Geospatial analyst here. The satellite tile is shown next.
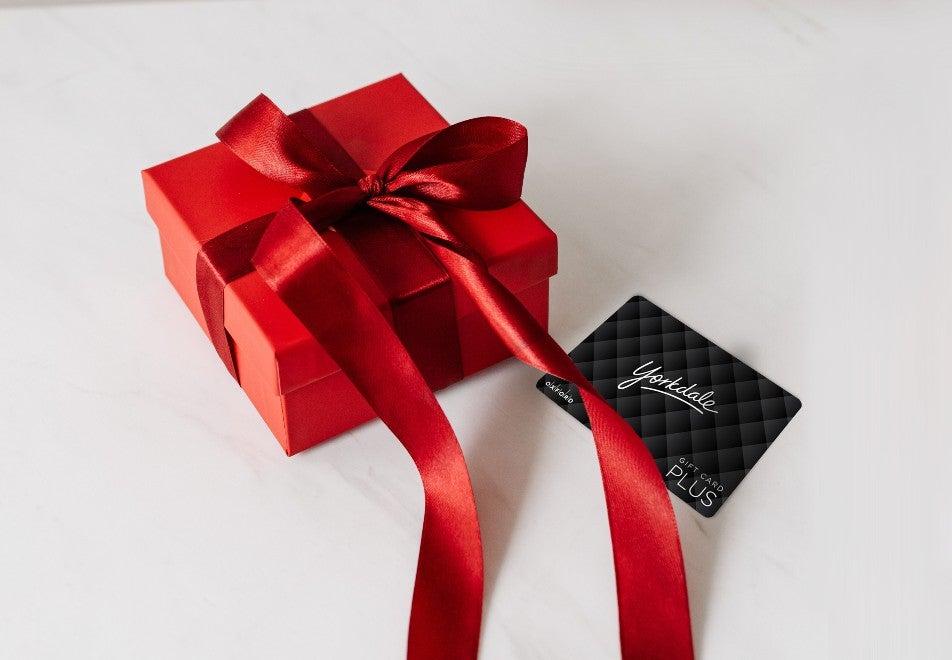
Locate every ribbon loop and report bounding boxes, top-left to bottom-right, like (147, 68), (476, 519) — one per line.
(379, 117), (528, 209)
(216, 94), (355, 195)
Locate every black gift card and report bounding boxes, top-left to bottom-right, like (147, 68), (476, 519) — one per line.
(537, 295), (801, 516)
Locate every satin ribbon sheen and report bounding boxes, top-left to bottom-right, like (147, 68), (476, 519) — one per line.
(206, 94), (694, 659)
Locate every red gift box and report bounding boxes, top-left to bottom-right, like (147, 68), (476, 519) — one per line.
(143, 74), (558, 455)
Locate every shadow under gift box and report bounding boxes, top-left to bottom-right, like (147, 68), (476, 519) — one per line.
(142, 74), (558, 456)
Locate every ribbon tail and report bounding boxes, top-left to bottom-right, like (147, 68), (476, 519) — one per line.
(251, 204), (484, 660)
(423, 240), (695, 660)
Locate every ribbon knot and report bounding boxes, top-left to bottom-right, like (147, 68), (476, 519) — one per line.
(358, 173), (385, 199)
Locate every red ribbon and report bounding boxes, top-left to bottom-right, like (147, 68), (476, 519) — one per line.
(203, 94), (694, 659)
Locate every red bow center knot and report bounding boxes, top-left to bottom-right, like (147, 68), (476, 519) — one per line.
(357, 173), (386, 199)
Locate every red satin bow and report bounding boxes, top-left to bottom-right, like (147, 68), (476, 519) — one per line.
(209, 94), (694, 659)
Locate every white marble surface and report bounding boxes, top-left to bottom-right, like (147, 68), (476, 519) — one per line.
(1, 1), (949, 658)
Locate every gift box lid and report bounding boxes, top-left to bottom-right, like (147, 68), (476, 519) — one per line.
(143, 74), (557, 396)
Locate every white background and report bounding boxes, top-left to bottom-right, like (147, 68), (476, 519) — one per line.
(1, 1), (950, 658)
